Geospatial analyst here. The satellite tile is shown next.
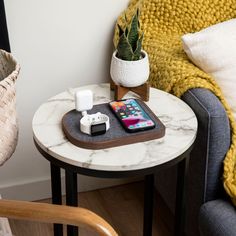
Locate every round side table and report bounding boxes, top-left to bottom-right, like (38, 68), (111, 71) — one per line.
(33, 83), (197, 236)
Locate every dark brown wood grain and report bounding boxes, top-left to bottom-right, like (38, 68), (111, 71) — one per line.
(110, 79), (150, 102)
(62, 101), (165, 150)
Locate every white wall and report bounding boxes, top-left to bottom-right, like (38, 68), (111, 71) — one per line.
(0, 0), (132, 201)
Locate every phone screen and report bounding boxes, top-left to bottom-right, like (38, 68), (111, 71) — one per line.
(109, 99), (155, 132)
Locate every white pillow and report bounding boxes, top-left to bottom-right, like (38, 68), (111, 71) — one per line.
(182, 19), (236, 119)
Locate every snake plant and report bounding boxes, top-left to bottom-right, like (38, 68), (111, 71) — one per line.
(116, 9), (144, 61)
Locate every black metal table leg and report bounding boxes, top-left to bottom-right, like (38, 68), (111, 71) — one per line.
(174, 155), (190, 236)
(66, 170), (78, 236)
(50, 163), (63, 236)
(143, 174), (154, 236)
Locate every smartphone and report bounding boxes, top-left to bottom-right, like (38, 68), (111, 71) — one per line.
(109, 98), (156, 132)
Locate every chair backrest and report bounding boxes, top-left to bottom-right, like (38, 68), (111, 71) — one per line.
(0, 199), (118, 236)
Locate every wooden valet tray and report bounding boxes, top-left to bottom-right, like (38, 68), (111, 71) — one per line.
(62, 100), (165, 150)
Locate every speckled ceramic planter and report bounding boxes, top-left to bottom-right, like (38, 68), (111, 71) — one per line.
(110, 50), (149, 87)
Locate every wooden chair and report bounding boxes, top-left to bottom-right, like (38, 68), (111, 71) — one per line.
(0, 199), (117, 236)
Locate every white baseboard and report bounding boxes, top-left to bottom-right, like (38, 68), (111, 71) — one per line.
(0, 175), (141, 201)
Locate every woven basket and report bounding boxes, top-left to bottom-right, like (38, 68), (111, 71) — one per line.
(0, 50), (20, 166)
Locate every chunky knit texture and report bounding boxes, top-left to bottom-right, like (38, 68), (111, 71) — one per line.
(115, 0), (236, 206)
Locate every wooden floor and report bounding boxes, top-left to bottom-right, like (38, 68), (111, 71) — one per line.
(9, 181), (173, 236)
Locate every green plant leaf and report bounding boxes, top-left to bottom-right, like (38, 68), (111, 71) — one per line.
(133, 33), (144, 60)
(125, 27), (129, 37)
(124, 14), (128, 23)
(128, 10), (139, 52)
(137, 8), (140, 18)
(117, 34), (134, 61)
(117, 24), (124, 37)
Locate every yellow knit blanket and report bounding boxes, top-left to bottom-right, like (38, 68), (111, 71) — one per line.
(115, 0), (236, 206)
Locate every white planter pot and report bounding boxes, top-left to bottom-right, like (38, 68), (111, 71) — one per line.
(110, 50), (150, 87)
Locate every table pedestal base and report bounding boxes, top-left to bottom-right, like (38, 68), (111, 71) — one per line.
(49, 156), (189, 236)
(174, 156), (189, 236)
(66, 170), (78, 236)
(50, 164), (63, 236)
(143, 174), (154, 236)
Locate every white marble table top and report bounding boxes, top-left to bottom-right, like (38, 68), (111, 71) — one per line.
(32, 83), (197, 171)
